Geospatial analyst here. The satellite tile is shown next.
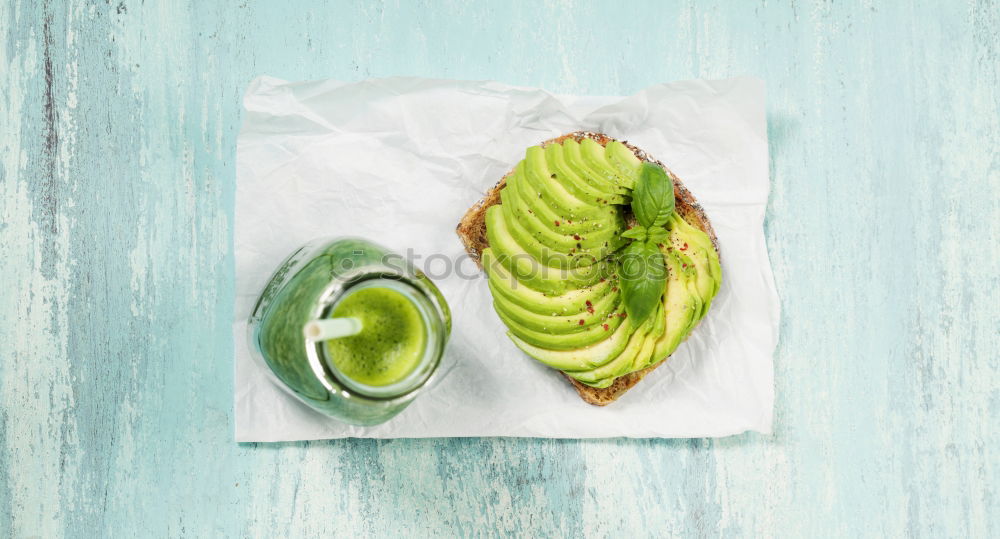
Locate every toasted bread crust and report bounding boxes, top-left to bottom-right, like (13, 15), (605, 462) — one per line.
(456, 132), (719, 405)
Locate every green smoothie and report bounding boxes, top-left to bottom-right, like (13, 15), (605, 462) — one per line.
(250, 237), (450, 426)
(324, 285), (428, 387)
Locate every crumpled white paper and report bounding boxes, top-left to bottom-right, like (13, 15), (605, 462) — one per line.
(234, 76), (778, 441)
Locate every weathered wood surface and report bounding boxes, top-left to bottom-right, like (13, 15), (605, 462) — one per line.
(1, 1), (996, 536)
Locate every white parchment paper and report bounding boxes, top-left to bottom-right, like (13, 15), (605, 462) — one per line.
(234, 76), (778, 441)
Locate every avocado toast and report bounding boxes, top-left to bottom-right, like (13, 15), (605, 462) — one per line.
(457, 132), (721, 406)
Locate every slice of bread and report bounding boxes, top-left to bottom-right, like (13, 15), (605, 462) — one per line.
(456, 132), (719, 406)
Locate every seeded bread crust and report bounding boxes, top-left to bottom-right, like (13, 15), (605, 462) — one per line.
(456, 132), (719, 406)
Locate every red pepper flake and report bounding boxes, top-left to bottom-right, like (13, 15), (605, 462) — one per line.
(682, 263), (687, 268)
(600, 278), (606, 283)
(585, 300), (593, 307)
(681, 242), (688, 251)
(612, 286), (619, 292)
(658, 243), (664, 248)
(573, 234), (581, 240)
(587, 306), (595, 314)
(621, 312), (628, 319)
(578, 319), (585, 325)
(602, 323), (609, 331)
(626, 224), (633, 230)
(554, 220), (560, 226)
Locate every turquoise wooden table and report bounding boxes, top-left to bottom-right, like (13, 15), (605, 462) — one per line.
(2, 1), (997, 537)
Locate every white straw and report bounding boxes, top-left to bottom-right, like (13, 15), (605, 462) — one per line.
(303, 317), (363, 341)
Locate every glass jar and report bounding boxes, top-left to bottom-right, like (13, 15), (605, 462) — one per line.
(247, 237), (452, 426)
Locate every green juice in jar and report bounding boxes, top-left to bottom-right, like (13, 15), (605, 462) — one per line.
(324, 282), (428, 388)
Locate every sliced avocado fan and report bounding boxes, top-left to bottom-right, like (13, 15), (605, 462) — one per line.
(484, 139), (722, 387)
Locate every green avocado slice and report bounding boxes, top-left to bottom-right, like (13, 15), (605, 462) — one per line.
(507, 318), (635, 371)
(626, 329), (661, 383)
(561, 139), (630, 194)
(604, 140), (643, 189)
(676, 248), (713, 321)
(669, 213), (722, 296)
(631, 298), (667, 370)
(544, 143), (627, 205)
(499, 198), (602, 268)
(649, 248), (700, 366)
(499, 183), (623, 265)
(501, 171), (590, 234)
(676, 251), (705, 325)
(482, 248), (617, 315)
(521, 147), (613, 222)
(485, 207), (611, 294)
(567, 328), (648, 387)
(495, 303), (626, 351)
(668, 214), (720, 321)
(566, 303), (662, 387)
(580, 138), (638, 190)
(489, 279), (622, 333)
(506, 165), (624, 236)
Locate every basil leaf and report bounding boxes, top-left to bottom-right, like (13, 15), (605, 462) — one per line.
(632, 163), (675, 228)
(647, 226), (670, 245)
(621, 226), (648, 241)
(619, 240), (667, 325)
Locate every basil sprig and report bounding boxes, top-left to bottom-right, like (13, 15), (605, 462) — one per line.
(621, 225), (669, 244)
(619, 241), (667, 324)
(633, 163), (675, 227)
(619, 163), (675, 325)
